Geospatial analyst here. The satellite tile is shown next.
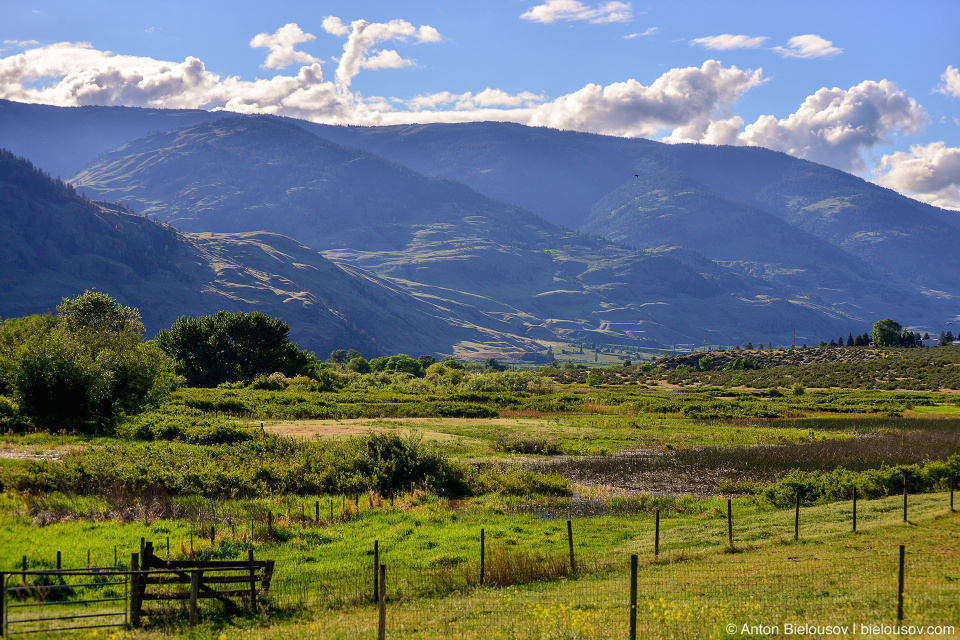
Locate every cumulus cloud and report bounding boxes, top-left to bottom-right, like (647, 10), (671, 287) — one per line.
(323, 16), (442, 91)
(662, 115), (744, 146)
(875, 142), (960, 210)
(773, 34), (842, 59)
(250, 23), (320, 70)
(738, 79), (926, 172)
(525, 60), (762, 137)
(690, 34), (767, 50)
(321, 16), (350, 37)
(520, 0), (633, 24)
(936, 65), (960, 99)
(0, 41), (373, 124)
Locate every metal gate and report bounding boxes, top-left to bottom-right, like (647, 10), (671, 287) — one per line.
(3, 567), (128, 636)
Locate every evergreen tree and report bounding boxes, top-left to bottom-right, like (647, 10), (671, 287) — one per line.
(846, 333), (855, 347)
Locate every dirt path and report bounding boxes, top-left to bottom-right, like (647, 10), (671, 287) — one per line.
(259, 416), (554, 441)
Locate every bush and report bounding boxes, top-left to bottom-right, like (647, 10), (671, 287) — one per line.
(248, 372), (290, 391)
(2, 292), (176, 432)
(115, 406), (253, 445)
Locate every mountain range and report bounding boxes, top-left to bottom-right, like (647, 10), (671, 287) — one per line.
(1, 99), (956, 357)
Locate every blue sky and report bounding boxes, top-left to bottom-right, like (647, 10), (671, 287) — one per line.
(2, 0), (959, 208)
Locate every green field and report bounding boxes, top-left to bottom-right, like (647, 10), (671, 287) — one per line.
(2, 367), (960, 638)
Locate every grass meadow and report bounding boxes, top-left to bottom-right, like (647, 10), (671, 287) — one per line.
(1, 374), (959, 638)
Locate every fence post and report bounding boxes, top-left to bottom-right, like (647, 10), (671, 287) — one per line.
(654, 510), (660, 557)
(950, 473), (954, 511)
(630, 554), (638, 640)
(56, 551), (61, 570)
(567, 520), (576, 574)
(130, 553), (141, 628)
(480, 529), (485, 586)
(373, 541), (380, 602)
(330, 498), (334, 522)
(897, 545), (905, 622)
(189, 569), (201, 628)
(853, 487), (857, 533)
(211, 525), (215, 548)
(316, 501), (320, 524)
(795, 490), (801, 541)
(166, 537), (170, 559)
(378, 565), (387, 640)
(248, 550), (257, 611)
(20, 557), (25, 586)
(268, 511), (273, 538)
(1, 570), (5, 637)
(727, 499), (733, 547)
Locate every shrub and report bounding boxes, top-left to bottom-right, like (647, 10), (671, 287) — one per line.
(248, 372), (290, 391)
(3, 293), (175, 432)
(115, 407), (252, 445)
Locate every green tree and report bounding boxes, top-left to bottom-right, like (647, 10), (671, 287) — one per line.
(155, 311), (312, 387)
(484, 357), (507, 372)
(347, 356), (372, 373)
(698, 356), (713, 371)
(4, 291), (174, 431)
(329, 349), (348, 364)
(871, 319), (902, 347)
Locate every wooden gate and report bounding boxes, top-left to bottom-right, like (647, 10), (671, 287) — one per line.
(131, 541), (274, 627)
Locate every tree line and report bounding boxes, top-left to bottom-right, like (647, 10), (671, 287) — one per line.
(0, 292), (464, 434)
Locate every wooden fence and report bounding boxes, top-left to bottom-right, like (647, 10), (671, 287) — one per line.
(130, 540), (273, 627)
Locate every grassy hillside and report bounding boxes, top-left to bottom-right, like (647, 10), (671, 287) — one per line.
(0, 149), (526, 357)
(69, 118), (852, 350)
(310, 120), (960, 301)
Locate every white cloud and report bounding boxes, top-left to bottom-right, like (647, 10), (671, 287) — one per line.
(738, 79), (926, 172)
(0, 41), (371, 124)
(525, 60), (762, 137)
(875, 142), (960, 210)
(249, 23), (320, 70)
(663, 115), (744, 146)
(936, 65), (960, 99)
(323, 17), (443, 91)
(520, 0), (633, 24)
(407, 88), (546, 111)
(773, 34), (842, 59)
(690, 34), (767, 50)
(0, 41), (765, 140)
(624, 27), (657, 39)
(321, 17), (350, 37)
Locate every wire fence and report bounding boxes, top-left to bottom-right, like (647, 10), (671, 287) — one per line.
(6, 494), (960, 638)
(253, 542), (959, 639)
